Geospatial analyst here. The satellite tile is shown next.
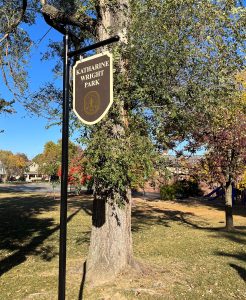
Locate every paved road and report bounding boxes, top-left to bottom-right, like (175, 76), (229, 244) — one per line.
(0, 182), (61, 193)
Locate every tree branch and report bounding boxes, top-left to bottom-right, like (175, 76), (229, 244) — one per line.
(40, 2), (97, 43)
(0, 0), (27, 43)
(0, 33), (9, 44)
(10, 0), (27, 32)
(41, 12), (80, 44)
(95, 0), (102, 23)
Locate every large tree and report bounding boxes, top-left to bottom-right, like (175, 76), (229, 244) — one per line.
(0, 150), (28, 180)
(0, 0), (245, 284)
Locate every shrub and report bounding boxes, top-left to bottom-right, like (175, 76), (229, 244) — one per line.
(160, 185), (176, 200)
(160, 180), (202, 200)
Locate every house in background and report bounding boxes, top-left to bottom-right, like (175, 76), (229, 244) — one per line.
(24, 162), (48, 182)
(143, 154), (203, 193)
(0, 160), (49, 183)
(165, 154), (202, 181)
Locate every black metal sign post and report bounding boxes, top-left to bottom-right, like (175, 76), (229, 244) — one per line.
(58, 34), (120, 300)
(59, 32), (70, 300)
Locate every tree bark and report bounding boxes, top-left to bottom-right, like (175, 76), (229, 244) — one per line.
(225, 180), (234, 231)
(86, 188), (133, 283)
(85, 0), (133, 284)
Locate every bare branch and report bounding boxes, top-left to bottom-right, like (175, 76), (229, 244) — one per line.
(0, 33), (9, 44)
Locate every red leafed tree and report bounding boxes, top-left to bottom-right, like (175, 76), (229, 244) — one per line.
(68, 165), (92, 194)
(58, 150), (92, 194)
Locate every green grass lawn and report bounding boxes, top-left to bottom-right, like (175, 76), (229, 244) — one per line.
(0, 190), (245, 299)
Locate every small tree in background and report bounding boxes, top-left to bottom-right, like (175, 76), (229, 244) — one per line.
(188, 105), (246, 231)
(187, 69), (246, 230)
(206, 115), (245, 230)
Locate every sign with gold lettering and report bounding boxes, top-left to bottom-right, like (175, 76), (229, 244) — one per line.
(73, 52), (113, 125)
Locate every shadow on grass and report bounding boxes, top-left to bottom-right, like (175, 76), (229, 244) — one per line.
(179, 212), (246, 246)
(229, 264), (246, 282)
(132, 202), (246, 243)
(76, 231), (91, 245)
(215, 251), (246, 282)
(132, 200), (213, 233)
(174, 197), (246, 218)
(134, 192), (246, 218)
(132, 200), (246, 282)
(68, 194), (93, 217)
(132, 205), (194, 232)
(78, 261), (87, 300)
(0, 194), (91, 277)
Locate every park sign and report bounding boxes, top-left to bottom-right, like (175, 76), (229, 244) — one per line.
(73, 51), (113, 125)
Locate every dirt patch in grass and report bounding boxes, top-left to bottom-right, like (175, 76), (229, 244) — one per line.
(83, 262), (187, 300)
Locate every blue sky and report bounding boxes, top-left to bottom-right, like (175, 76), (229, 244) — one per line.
(0, 17), (65, 159)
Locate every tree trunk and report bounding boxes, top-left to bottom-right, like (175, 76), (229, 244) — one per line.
(86, 188), (133, 283)
(85, 0), (133, 284)
(225, 180), (234, 231)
